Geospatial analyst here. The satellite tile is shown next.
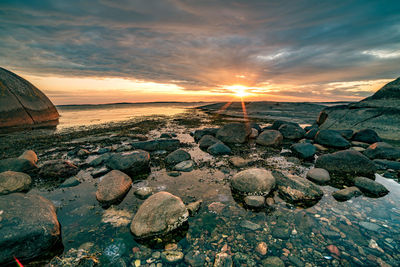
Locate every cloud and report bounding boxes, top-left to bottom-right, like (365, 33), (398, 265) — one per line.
(0, 0), (400, 102)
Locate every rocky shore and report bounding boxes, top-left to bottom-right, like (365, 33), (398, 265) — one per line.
(0, 109), (399, 266)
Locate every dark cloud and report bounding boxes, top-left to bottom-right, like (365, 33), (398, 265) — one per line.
(1, 0), (400, 100)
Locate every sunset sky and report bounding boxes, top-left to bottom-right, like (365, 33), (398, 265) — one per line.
(1, 0), (400, 105)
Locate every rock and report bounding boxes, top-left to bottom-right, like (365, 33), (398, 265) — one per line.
(193, 128), (219, 142)
(231, 168), (275, 196)
(198, 135), (222, 149)
(130, 192), (189, 238)
(0, 67), (59, 129)
(315, 150), (376, 179)
(262, 256), (285, 267)
(359, 221), (382, 232)
(0, 193), (61, 265)
(229, 156), (250, 168)
(332, 187), (362, 201)
(89, 153), (111, 167)
(167, 171), (181, 177)
(18, 150), (38, 166)
(0, 157), (36, 173)
(105, 151), (150, 177)
(216, 123), (251, 144)
(208, 202), (226, 214)
(272, 227), (290, 239)
(338, 129), (354, 140)
(271, 120), (298, 130)
(249, 128), (259, 139)
(96, 170), (132, 204)
(318, 77), (400, 141)
(214, 252), (233, 267)
(352, 146), (365, 152)
(160, 133), (173, 138)
(373, 159), (400, 170)
(352, 129), (381, 144)
(233, 252), (257, 266)
(165, 149), (191, 165)
(134, 187), (153, 200)
(327, 245), (340, 257)
(256, 242), (268, 256)
(354, 176), (389, 197)
(291, 143), (316, 160)
(131, 139), (180, 152)
(91, 166), (109, 178)
(186, 200), (202, 216)
(306, 168), (330, 185)
(304, 127), (319, 139)
(39, 160), (79, 179)
(77, 149), (90, 157)
(313, 143), (328, 151)
(59, 176), (80, 188)
(274, 172), (323, 205)
(161, 250), (184, 263)
(244, 195), (265, 208)
(184, 250), (205, 267)
(207, 143), (231, 156)
(278, 123), (305, 140)
(174, 160), (194, 172)
(351, 141), (370, 148)
(314, 130), (351, 149)
(240, 220), (261, 231)
(363, 142), (400, 160)
(0, 171), (31, 195)
(256, 130), (283, 146)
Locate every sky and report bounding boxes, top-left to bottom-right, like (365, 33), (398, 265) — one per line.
(1, 0), (400, 105)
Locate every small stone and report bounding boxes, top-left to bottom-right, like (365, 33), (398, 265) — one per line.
(77, 149), (90, 157)
(359, 221), (382, 232)
(208, 202), (226, 214)
(186, 200), (202, 216)
(332, 187), (361, 201)
(240, 220), (261, 231)
(59, 176), (80, 188)
(266, 197), (275, 206)
(214, 252), (233, 267)
(327, 244), (340, 256)
(354, 176), (389, 197)
(165, 149), (191, 165)
(262, 256), (285, 267)
(244, 195), (265, 208)
(229, 156), (250, 168)
(161, 250), (183, 263)
(174, 160), (194, 172)
(165, 243), (178, 251)
(134, 187), (153, 200)
(306, 168), (330, 185)
(249, 128), (259, 139)
(256, 242), (268, 256)
(184, 250), (205, 267)
(0, 171), (31, 195)
(207, 143), (231, 156)
(96, 170), (132, 204)
(256, 130), (283, 146)
(167, 171), (181, 177)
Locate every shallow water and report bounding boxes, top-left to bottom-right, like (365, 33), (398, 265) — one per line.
(23, 118), (400, 267)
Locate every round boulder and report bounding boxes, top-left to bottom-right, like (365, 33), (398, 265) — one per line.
(231, 168), (275, 196)
(315, 130), (351, 149)
(207, 143), (231, 156)
(306, 168), (330, 185)
(165, 149), (191, 165)
(278, 123), (305, 140)
(256, 130), (283, 146)
(0, 171), (31, 195)
(198, 135), (222, 150)
(216, 123), (251, 144)
(105, 150), (150, 177)
(363, 142), (400, 160)
(130, 192), (189, 238)
(96, 170), (132, 204)
(291, 143), (316, 160)
(352, 129), (382, 144)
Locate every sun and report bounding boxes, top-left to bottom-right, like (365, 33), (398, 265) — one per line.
(226, 85), (251, 98)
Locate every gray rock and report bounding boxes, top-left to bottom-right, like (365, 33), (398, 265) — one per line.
(244, 195), (265, 208)
(96, 170), (132, 204)
(186, 200), (202, 216)
(0, 157), (36, 173)
(363, 142), (400, 160)
(131, 139), (180, 151)
(198, 135), (222, 149)
(207, 143), (232, 156)
(304, 127), (319, 139)
(262, 256), (285, 267)
(314, 129), (351, 149)
(240, 220), (262, 231)
(338, 129), (354, 140)
(352, 129), (381, 144)
(39, 160), (79, 179)
(216, 123), (251, 144)
(0, 67), (59, 129)
(373, 159), (400, 170)
(271, 120), (299, 130)
(59, 176), (80, 188)
(249, 128), (259, 139)
(174, 160), (194, 172)
(359, 221), (382, 232)
(278, 123), (305, 140)
(332, 187), (362, 201)
(214, 252), (233, 267)
(274, 171), (323, 205)
(0, 171), (31, 195)
(105, 151), (150, 177)
(231, 168), (275, 196)
(130, 192), (189, 238)
(165, 149), (191, 165)
(0, 193), (61, 265)
(184, 250), (206, 267)
(256, 130), (283, 146)
(161, 250), (184, 263)
(318, 77), (400, 141)
(134, 187), (153, 200)
(354, 176), (389, 197)
(229, 156), (250, 168)
(291, 143), (316, 159)
(89, 153), (111, 167)
(193, 128), (219, 142)
(306, 168), (330, 185)
(315, 150), (376, 179)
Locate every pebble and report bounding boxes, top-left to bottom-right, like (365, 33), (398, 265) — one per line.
(240, 220), (262, 231)
(256, 242), (268, 255)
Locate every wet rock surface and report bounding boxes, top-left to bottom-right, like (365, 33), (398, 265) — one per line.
(332, 186), (362, 201)
(105, 150), (150, 177)
(231, 168), (275, 196)
(0, 171), (31, 195)
(354, 176), (389, 197)
(96, 170), (133, 204)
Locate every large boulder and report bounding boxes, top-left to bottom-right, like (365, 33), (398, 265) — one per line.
(291, 143), (316, 160)
(363, 142), (400, 160)
(273, 172), (323, 205)
(352, 129), (381, 144)
(96, 170), (132, 204)
(278, 123), (305, 140)
(165, 149), (191, 165)
(314, 130), (351, 149)
(0, 193), (61, 265)
(0, 171), (31, 195)
(0, 157), (36, 173)
(0, 67), (59, 129)
(131, 139), (180, 152)
(354, 176), (389, 197)
(231, 168), (275, 196)
(216, 123), (251, 144)
(130, 192), (189, 238)
(256, 130), (283, 146)
(315, 150), (376, 179)
(105, 150), (150, 177)
(318, 77), (400, 140)
(207, 143), (231, 156)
